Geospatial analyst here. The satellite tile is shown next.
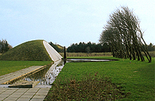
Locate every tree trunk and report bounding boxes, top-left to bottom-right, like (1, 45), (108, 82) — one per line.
(139, 30), (151, 63)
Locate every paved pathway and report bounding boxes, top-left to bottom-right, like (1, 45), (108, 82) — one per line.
(0, 87), (50, 101)
(0, 66), (52, 101)
(0, 66), (45, 84)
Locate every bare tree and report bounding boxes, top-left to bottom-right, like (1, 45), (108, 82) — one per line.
(100, 6), (151, 62)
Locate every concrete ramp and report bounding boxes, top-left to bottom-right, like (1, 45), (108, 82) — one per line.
(43, 41), (62, 62)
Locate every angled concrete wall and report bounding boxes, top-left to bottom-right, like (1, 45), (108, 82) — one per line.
(43, 41), (62, 62)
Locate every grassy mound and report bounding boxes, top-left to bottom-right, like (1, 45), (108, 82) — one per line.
(0, 40), (52, 61)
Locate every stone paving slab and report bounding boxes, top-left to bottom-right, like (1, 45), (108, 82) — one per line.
(0, 66), (44, 84)
(0, 87), (50, 101)
(0, 65), (51, 101)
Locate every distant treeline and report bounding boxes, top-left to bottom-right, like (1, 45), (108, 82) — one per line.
(0, 39), (12, 53)
(147, 43), (155, 51)
(1, 39), (154, 54)
(49, 41), (155, 53)
(67, 42), (111, 53)
(66, 42), (155, 53)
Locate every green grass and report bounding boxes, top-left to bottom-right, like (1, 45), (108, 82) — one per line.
(45, 57), (155, 100)
(0, 40), (52, 61)
(45, 75), (127, 100)
(0, 61), (52, 76)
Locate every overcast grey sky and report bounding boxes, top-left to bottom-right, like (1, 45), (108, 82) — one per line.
(0, 0), (155, 47)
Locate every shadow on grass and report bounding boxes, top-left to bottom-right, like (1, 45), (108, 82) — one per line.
(44, 73), (130, 101)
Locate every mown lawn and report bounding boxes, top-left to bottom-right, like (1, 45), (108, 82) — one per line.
(0, 61), (52, 76)
(45, 57), (155, 101)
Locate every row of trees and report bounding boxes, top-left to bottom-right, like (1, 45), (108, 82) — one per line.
(99, 6), (151, 62)
(66, 41), (154, 53)
(67, 42), (110, 53)
(0, 39), (12, 53)
(147, 43), (155, 51)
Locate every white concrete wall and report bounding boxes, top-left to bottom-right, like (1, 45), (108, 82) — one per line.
(43, 41), (62, 62)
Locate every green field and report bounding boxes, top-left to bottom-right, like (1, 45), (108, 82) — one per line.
(45, 57), (155, 101)
(0, 61), (52, 76)
(0, 50), (154, 100)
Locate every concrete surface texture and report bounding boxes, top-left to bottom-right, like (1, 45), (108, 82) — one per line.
(8, 80), (40, 88)
(43, 41), (62, 62)
(0, 66), (43, 85)
(0, 66), (52, 101)
(0, 87), (50, 101)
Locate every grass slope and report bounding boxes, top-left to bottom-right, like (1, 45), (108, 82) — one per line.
(45, 57), (155, 100)
(0, 40), (52, 61)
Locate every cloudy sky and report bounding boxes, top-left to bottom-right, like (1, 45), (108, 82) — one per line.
(0, 0), (155, 47)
